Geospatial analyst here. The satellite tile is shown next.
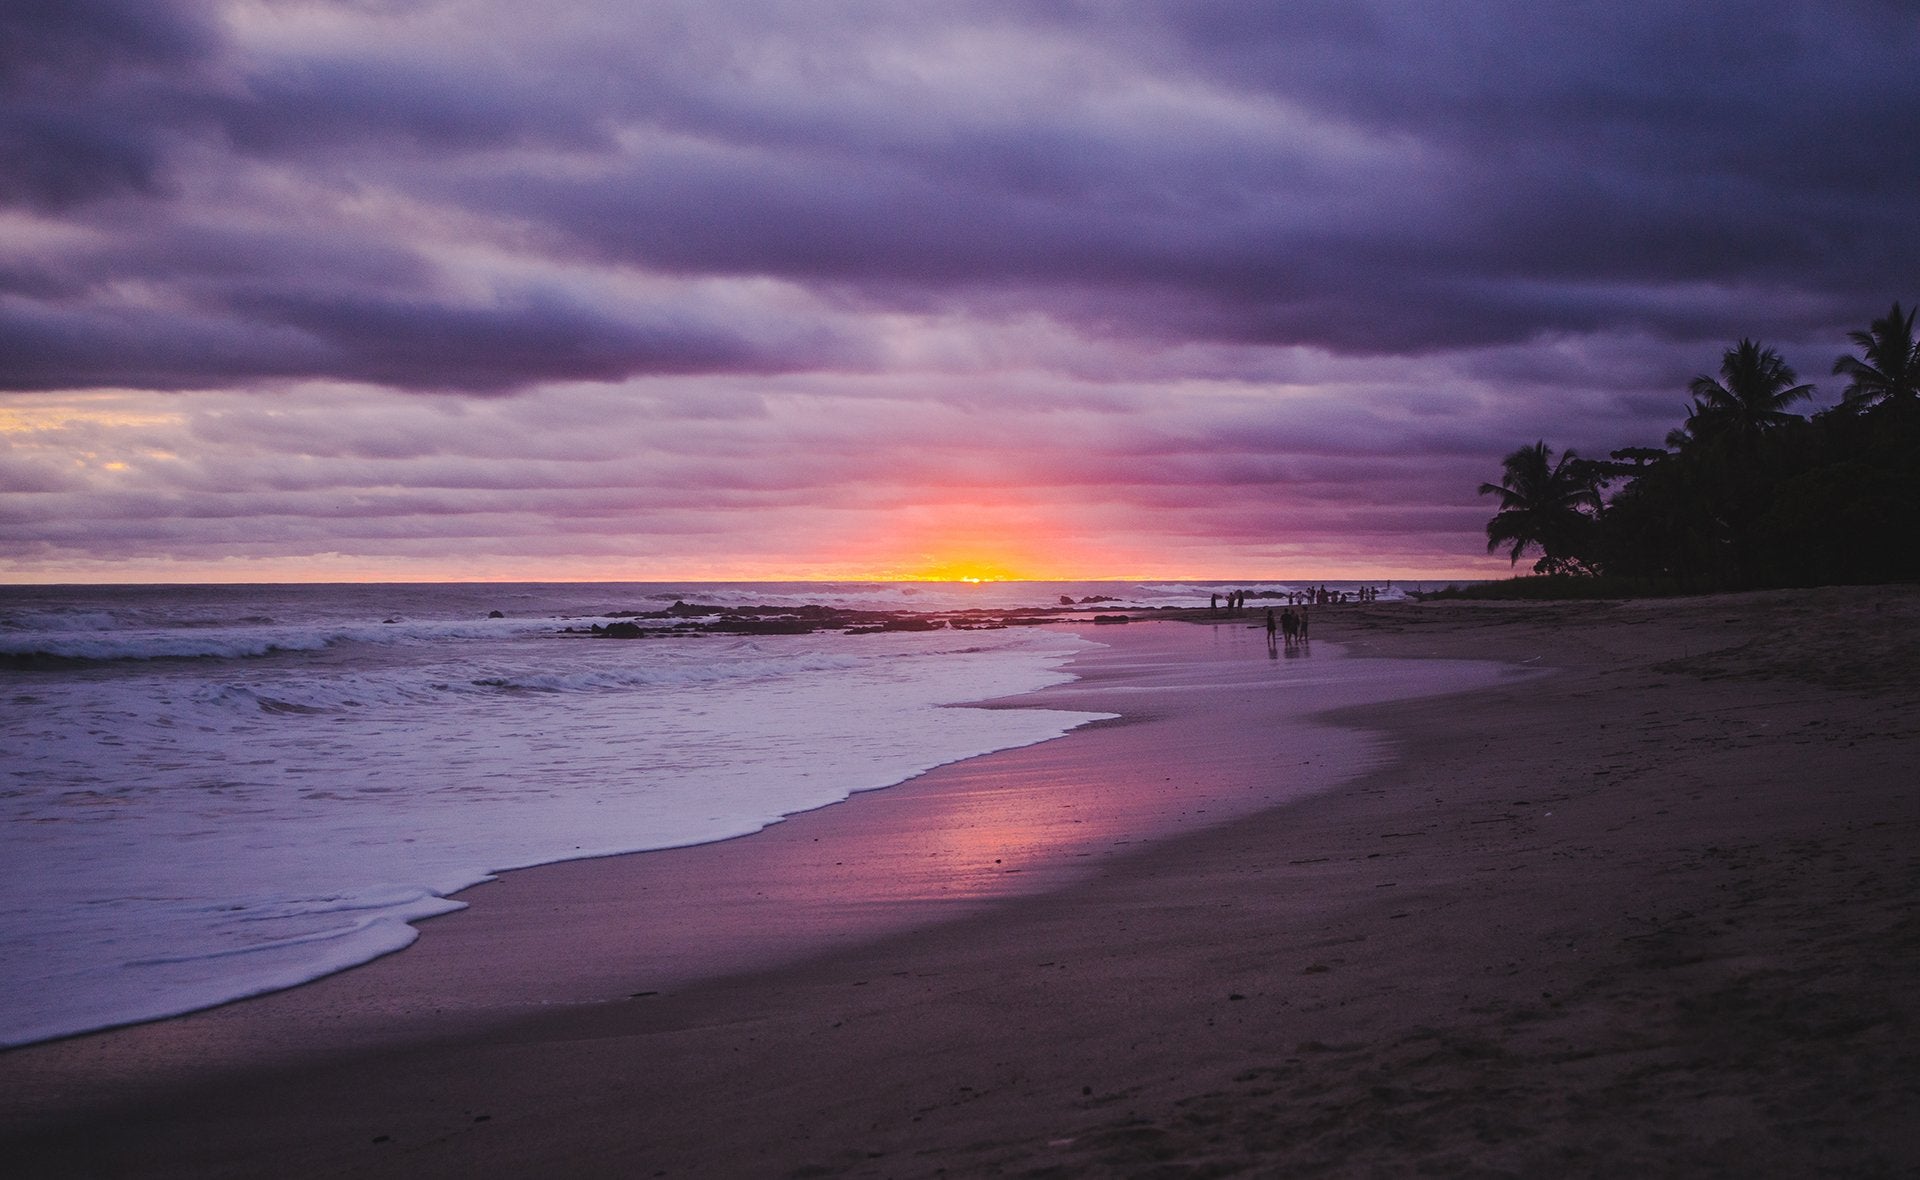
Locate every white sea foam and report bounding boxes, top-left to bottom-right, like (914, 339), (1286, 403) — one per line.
(0, 615), (553, 664)
(0, 584), (1132, 1046)
(0, 578), (1441, 1046)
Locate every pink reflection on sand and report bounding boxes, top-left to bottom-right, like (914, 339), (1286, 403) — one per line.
(427, 622), (1516, 1000)
(144, 620), (1517, 1045)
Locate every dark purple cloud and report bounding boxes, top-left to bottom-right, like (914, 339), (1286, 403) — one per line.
(455, 0), (1920, 353)
(2, 1), (1916, 577)
(0, 0), (218, 209)
(10, 0), (1916, 379)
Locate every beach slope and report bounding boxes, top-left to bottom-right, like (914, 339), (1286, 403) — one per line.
(4, 586), (1917, 1176)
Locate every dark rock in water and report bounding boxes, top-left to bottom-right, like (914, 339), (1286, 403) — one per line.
(1092, 614), (1131, 624)
(1059, 595), (1075, 605)
(488, 610), (505, 618)
(1078, 595), (1119, 604)
(879, 617), (944, 632)
(561, 602), (1067, 639)
(710, 618), (817, 635)
(846, 617), (946, 634)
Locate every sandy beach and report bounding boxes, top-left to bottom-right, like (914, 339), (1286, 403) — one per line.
(4, 586), (1918, 1177)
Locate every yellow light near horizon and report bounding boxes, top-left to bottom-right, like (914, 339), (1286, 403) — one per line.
(0, 400), (186, 434)
(890, 557), (1026, 583)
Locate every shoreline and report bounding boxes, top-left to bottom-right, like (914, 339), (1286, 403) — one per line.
(0, 621), (1507, 1068)
(5, 586), (1918, 1176)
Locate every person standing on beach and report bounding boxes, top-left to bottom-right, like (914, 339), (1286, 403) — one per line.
(1298, 605), (1309, 640)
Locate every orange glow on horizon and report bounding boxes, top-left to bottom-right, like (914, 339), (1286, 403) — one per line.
(824, 495), (1102, 583)
(888, 560), (1025, 583)
(0, 561), (1509, 585)
(0, 491), (1512, 586)
(0, 548), (1513, 586)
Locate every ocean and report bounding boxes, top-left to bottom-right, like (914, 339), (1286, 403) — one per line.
(0, 579), (1397, 1048)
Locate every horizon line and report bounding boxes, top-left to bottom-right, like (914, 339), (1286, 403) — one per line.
(0, 573), (1484, 589)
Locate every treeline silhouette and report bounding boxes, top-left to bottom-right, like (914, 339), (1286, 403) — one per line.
(1475, 302), (1918, 596)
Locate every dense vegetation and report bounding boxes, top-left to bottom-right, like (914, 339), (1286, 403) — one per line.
(1474, 302), (1920, 595)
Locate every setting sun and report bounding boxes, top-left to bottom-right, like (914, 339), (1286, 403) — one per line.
(892, 557), (1025, 583)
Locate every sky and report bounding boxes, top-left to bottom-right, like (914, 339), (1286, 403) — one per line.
(3, 0), (1917, 583)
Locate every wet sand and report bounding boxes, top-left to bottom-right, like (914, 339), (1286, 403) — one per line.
(4, 586), (1918, 1176)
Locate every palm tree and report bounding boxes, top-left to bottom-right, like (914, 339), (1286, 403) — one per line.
(1683, 339), (1814, 444)
(1832, 301), (1918, 409)
(1479, 441), (1602, 574)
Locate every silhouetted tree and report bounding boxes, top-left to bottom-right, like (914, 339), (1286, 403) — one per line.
(1479, 441), (1601, 574)
(1682, 339), (1814, 445)
(1478, 308), (1920, 592)
(1595, 454), (1719, 587)
(1571, 446), (1668, 483)
(1833, 301), (1918, 410)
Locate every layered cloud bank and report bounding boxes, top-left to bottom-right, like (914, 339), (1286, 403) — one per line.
(4, 1), (1916, 580)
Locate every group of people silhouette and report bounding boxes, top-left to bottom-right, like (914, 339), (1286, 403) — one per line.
(1281, 585), (1382, 606)
(1207, 584), (1392, 656)
(1211, 584), (1386, 617)
(1264, 605), (1309, 651)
